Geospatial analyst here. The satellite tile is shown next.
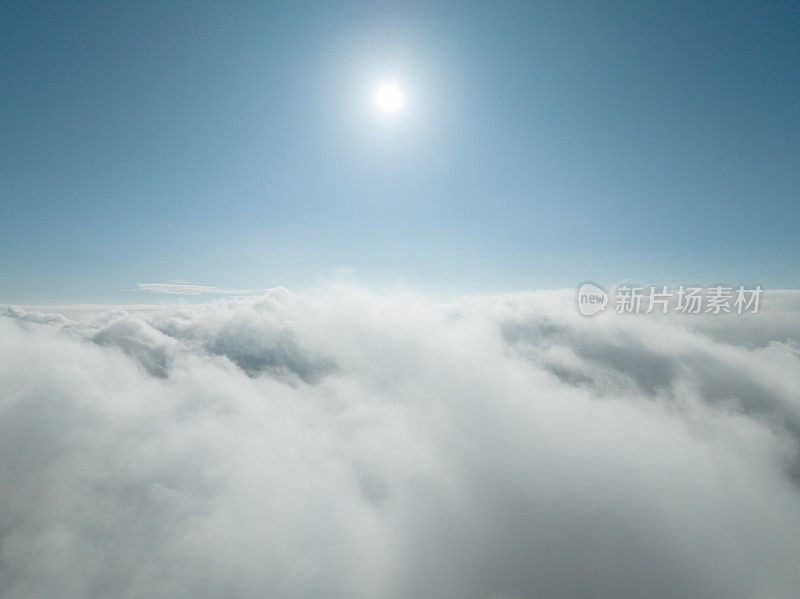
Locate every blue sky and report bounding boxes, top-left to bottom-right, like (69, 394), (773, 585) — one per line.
(2, 1), (798, 303)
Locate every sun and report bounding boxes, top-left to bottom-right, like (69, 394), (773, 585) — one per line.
(374, 81), (405, 114)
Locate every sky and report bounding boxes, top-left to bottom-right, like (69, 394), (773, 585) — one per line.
(2, 1), (798, 304)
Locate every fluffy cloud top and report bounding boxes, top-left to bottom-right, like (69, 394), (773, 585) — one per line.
(1, 285), (799, 598)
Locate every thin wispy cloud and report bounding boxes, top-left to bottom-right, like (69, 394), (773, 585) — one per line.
(135, 281), (263, 296)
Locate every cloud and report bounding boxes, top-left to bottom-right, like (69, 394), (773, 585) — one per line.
(135, 281), (262, 295)
(1, 284), (799, 598)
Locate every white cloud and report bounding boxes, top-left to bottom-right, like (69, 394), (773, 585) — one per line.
(1, 284), (799, 598)
(135, 281), (262, 295)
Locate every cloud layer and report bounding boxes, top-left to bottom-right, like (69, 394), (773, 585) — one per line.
(2, 285), (800, 598)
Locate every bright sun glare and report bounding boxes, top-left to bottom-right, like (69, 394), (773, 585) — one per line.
(374, 81), (404, 114)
